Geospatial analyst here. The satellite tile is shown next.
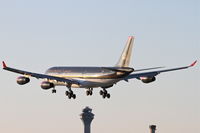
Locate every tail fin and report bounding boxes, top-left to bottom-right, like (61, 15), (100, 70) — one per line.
(116, 36), (134, 67)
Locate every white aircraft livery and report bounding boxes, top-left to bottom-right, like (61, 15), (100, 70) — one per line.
(2, 36), (197, 99)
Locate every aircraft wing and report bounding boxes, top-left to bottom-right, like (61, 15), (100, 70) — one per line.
(125, 60), (197, 80)
(2, 61), (80, 85)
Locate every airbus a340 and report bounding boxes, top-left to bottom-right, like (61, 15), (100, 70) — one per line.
(2, 36), (197, 99)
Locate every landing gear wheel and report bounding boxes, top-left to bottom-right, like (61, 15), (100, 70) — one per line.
(65, 91), (69, 96)
(68, 94), (72, 99)
(86, 91), (90, 96)
(100, 89), (111, 99)
(102, 94), (106, 99)
(72, 94), (76, 99)
(52, 89), (56, 93)
(106, 93), (110, 98)
(66, 84), (76, 99)
(100, 90), (103, 95)
(86, 88), (93, 96)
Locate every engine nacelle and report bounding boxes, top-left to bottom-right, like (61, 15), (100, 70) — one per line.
(41, 81), (54, 90)
(140, 76), (156, 83)
(17, 76), (30, 85)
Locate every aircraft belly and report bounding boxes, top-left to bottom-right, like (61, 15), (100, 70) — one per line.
(76, 78), (120, 88)
(48, 78), (120, 88)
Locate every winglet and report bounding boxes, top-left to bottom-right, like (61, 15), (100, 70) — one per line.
(2, 61), (7, 68)
(190, 60), (197, 67)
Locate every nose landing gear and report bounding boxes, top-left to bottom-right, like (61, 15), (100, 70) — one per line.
(52, 89), (57, 93)
(86, 88), (93, 96)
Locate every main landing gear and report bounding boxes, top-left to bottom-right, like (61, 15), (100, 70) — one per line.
(65, 84), (76, 99)
(100, 89), (110, 99)
(86, 88), (93, 96)
(65, 90), (76, 99)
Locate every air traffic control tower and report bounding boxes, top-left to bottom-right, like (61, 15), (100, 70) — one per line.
(80, 107), (94, 133)
(149, 125), (156, 133)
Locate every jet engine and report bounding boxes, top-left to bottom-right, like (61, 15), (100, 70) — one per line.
(17, 76), (30, 85)
(140, 76), (156, 83)
(41, 81), (54, 90)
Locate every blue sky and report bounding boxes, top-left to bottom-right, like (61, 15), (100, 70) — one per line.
(0, 0), (199, 133)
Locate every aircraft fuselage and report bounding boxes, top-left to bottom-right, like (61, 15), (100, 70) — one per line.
(45, 67), (128, 88)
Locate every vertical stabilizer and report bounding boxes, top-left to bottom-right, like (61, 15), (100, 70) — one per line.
(116, 36), (134, 67)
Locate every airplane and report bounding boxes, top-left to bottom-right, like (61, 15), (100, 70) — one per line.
(2, 36), (197, 99)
